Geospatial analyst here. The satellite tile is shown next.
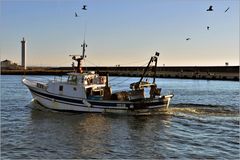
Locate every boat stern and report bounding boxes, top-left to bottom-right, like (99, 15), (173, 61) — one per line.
(162, 94), (174, 109)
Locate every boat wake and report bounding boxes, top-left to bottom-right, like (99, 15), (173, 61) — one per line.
(169, 103), (239, 117)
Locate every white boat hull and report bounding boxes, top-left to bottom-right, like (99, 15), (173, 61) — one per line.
(23, 79), (173, 115)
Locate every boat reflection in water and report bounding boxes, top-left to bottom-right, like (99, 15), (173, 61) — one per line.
(28, 99), (173, 158)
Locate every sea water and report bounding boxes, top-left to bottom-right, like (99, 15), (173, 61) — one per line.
(1, 75), (239, 159)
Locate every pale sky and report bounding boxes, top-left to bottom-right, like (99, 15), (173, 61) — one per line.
(0, 0), (239, 67)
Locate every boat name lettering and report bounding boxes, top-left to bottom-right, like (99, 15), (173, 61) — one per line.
(37, 83), (44, 89)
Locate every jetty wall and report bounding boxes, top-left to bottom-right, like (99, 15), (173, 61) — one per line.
(1, 66), (239, 81)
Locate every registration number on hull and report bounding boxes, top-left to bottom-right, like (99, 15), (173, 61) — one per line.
(116, 104), (126, 107)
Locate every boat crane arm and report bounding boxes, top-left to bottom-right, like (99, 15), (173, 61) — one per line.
(139, 52), (159, 83)
(130, 52), (160, 90)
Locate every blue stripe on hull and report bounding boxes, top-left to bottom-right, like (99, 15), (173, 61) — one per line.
(31, 90), (86, 107)
(29, 88), (167, 110)
(30, 88), (84, 104)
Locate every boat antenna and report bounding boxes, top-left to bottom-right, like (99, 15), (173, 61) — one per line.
(81, 4), (88, 70)
(82, 3), (88, 58)
(69, 4), (88, 73)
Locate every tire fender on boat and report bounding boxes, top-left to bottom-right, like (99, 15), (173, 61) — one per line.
(83, 99), (91, 107)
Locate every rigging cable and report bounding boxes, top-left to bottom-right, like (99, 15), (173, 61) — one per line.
(84, 56), (152, 87)
(109, 61), (150, 87)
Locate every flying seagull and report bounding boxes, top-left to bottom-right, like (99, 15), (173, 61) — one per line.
(207, 26), (210, 30)
(206, 5), (213, 11)
(225, 7), (230, 13)
(82, 5), (87, 10)
(75, 12), (78, 17)
(186, 38), (191, 41)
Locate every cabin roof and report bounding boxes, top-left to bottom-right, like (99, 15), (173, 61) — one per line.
(67, 71), (96, 76)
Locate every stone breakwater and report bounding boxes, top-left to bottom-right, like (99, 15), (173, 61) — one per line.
(1, 66), (239, 81)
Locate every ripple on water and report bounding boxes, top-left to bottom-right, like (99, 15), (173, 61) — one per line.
(1, 76), (240, 159)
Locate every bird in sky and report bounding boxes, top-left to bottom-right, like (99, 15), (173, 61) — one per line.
(225, 7), (230, 13)
(75, 12), (79, 17)
(206, 6), (213, 11)
(207, 26), (210, 30)
(186, 38), (191, 41)
(82, 5), (87, 10)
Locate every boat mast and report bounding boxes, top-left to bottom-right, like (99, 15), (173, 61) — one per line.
(81, 40), (87, 60)
(69, 40), (88, 73)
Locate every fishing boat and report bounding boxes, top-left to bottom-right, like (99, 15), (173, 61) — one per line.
(22, 41), (174, 115)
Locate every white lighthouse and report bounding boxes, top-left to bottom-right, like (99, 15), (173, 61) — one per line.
(21, 37), (26, 70)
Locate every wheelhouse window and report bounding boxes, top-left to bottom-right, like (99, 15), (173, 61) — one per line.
(68, 75), (77, 83)
(59, 85), (63, 91)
